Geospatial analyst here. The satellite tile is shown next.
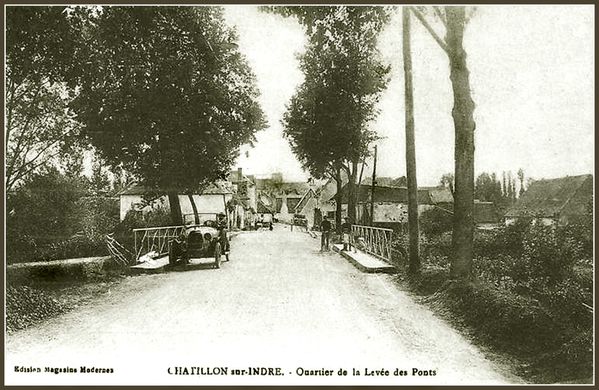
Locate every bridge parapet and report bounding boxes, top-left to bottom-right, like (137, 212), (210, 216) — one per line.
(351, 224), (394, 264)
(133, 225), (186, 262)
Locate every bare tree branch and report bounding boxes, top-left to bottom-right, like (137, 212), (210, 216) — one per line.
(409, 6), (448, 54)
(433, 6), (448, 27)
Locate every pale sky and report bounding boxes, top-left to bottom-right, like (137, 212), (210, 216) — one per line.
(225, 5), (594, 186)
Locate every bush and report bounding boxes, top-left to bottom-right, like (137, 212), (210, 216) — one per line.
(520, 224), (575, 284)
(474, 219), (529, 259)
(392, 231), (452, 264)
(6, 170), (120, 264)
(71, 196), (120, 241)
(113, 206), (173, 252)
(397, 215), (593, 383)
(6, 285), (67, 332)
(38, 235), (110, 261)
(474, 254), (522, 289)
(420, 207), (452, 237)
(538, 327), (594, 382)
(440, 280), (564, 355)
(407, 265), (449, 295)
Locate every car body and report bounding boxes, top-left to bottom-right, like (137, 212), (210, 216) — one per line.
(169, 225), (229, 268)
(293, 214), (308, 227)
(255, 213), (273, 230)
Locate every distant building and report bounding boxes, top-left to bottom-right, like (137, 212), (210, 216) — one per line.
(330, 183), (454, 227)
(228, 167), (257, 229)
(504, 174), (592, 226)
(117, 182), (233, 223)
(253, 172), (319, 224)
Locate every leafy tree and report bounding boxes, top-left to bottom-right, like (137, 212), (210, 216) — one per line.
(475, 172), (502, 202)
(517, 168), (525, 197)
(5, 6), (87, 191)
(72, 7), (266, 224)
(420, 207), (453, 237)
(88, 159), (111, 196)
(274, 6), (391, 225)
(6, 167), (88, 262)
(411, 6), (477, 280)
(439, 173), (455, 194)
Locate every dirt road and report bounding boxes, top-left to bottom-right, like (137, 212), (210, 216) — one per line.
(6, 226), (520, 385)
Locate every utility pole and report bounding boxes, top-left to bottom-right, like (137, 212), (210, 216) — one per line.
(370, 145), (377, 226)
(403, 7), (420, 273)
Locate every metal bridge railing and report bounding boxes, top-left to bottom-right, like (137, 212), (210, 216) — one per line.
(351, 224), (394, 264)
(133, 225), (186, 262)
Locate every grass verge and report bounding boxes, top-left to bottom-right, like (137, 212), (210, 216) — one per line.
(394, 266), (593, 384)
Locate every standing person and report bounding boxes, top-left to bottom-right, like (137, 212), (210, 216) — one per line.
(320, 215), (332, 251)
(341, 217), (353, 251)
(217, 213), (230, 261)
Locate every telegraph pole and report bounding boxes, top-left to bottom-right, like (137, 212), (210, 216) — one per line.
(370, 145), (377, 226)
(403, 7), (420, 273)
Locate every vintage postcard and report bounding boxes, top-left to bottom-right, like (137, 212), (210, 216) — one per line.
(4, 4), (594, 386)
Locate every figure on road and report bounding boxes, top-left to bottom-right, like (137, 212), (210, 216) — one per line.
(217, 213), (230, 261)
(341, 217), (353, 251)
(320, 215), (332, 251)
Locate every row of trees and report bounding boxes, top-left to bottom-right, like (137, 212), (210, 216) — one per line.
(440, 169), (527, 209)
(271, 6), (391, 231)
(7, 6), (266, 226)
(474, 169), (526, 210)
(277, 6), (479, 279)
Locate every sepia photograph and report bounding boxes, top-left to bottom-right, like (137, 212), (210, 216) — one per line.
(4, 3), (595, 386)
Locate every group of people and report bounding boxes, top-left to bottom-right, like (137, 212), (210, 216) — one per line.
(319, 215), (353, 252)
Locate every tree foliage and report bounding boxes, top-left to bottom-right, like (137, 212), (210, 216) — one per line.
(6, 6), (88, 191)
(281, 6), (390, 174)
(72, 7), (266, 221)
(274, 6), (390, 221)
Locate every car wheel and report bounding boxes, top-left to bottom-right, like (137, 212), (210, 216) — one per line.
(214, 242), (221, 269)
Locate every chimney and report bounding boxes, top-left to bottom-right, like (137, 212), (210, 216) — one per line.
(237, 167), (242, 180)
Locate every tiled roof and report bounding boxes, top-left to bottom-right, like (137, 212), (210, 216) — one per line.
(117, 181), (233, 196)
(331, 184), (452, 205)
(505, 174), (592, 218)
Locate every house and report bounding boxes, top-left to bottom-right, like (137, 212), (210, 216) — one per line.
(228, 167), (257, 211)
(318, 176), (348, 222)
(117, 182), (233, 224)
(253, 172), (317, 224)
(274, 182), (312, 223)
(293, 188), (320, 227)
(330, 183), (454, 227)
(228, 168), (258, 229)
(504, 174), (593, 226)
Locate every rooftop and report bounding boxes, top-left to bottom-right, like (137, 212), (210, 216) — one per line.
(505, 174), (592, 218)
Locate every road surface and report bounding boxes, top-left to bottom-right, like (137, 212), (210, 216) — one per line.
(6, 226), (520, 385)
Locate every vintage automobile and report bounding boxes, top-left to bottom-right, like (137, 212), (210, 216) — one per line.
(254, 213), (273, 230)
(169, 225), (230, 269)
(292, 213), (308, 227)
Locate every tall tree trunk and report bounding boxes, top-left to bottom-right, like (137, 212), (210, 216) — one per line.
(168, 192), (183, 226)
(187, 194), (200, 225)
(369, 145), (377, 226)
(402, 8), (420, 274)
(347, 161), (358, 224)
(446, 6), (476, 280)
(335, 167), (343, 233)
